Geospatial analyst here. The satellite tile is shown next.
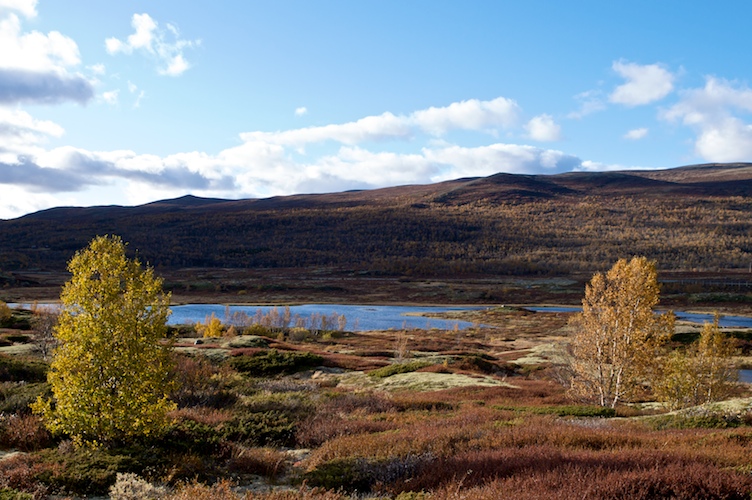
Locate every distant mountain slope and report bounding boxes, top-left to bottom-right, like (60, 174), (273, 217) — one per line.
(2, 163), (752, 276)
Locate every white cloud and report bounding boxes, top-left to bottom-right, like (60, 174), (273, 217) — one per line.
(0, 96), (586, 218)
(0, 0), (37, 18)
(411, 97), (520, 135)
(609, 60), (675, 106)
(242, 111), (413, 146)
(568, 90), (606, 119)
(0, 11), (93, 104)
(525, 114), (561, 142)
(295, 106), (307, 116)
(0, 13), (80, 71)
(694, 118), (752, 162)
(662, 76), (752, 162)
(101, 89), (119, 105)
(0, 107), (64, 157)
(423, 143), (580, 178)
(242, 97), (521, 147)
(624, 128), (648, 140)
(89, 63), (106, 75)
(106, 13), (200, 76)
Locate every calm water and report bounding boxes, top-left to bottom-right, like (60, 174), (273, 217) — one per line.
(10, 303), (486, 332)
(526, 306), (752, 328)
(740, 370), (752, 383)
(168, 304), (485, 331)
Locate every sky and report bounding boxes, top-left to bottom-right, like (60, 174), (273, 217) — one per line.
(2, 1), (752, 219)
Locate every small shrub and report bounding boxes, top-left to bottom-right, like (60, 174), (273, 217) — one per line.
(170, 354), (237, 409)
(162, 418), (224, 455)
(368, 360), (433, 378)
(229, 349), (323, 377)
(0, 487), (33, 500)
(228, 335), (270, 349)
(288, 327), (311, 342)
(221, 410), (296, 447)
(0, 302), (12, 326)
(227, 446), (287, 478)
(163, 480), (240, 500)
(0, 382), (50, 415)
(449, 355), (500, 374)
(0, 414), (52, 451)
(109, 472), (166, 500)
(493, 405), (617, 418)
(36, 447), (133, 496)
(645, 409), (752, 430)
(244, 324), (275, 338)
(302, 455), (434, 494)
(0, 356), (47, 383)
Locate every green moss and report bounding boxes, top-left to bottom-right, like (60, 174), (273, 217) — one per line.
(493, 404), (617, 418)
(368, 360), (433, 378)
(0, 487), (33, 500)
(229, 349), (323, 376)
(0, 355), (47, 382)
(0, 382), (51, 415)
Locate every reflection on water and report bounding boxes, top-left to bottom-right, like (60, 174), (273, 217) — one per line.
(9, 302), (486, 332)
(168, 304), (486, 332)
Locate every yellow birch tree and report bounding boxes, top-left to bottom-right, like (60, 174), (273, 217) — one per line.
(32, 235), (175, 444)
(568, 256), (674, 407)
(654, 314), (736, 410)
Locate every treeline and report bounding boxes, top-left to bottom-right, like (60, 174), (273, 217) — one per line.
(2, 185), (752, 277)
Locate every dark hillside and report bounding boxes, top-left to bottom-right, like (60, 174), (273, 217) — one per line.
(2, 163), (752, 277)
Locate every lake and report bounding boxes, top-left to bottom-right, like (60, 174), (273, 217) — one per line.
(525, 307), (752, 328)
(10, 303), (486, 332)
(168, 304), (486, 331)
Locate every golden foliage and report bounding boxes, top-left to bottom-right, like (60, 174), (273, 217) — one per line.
(32, 235), (176, 443)
(654, 314), (737, 410)
(568, 257), (674, 407)
(195, 312), (224, 338)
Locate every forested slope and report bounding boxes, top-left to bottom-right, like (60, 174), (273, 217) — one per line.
(2, 163), (752, 277)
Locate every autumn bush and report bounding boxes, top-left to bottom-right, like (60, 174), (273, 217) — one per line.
(170, 354), (237, 408)
(368, 360), (434, 378)
(0, 355), (47, 383)
(0, 414), (51, 451)
(0, 382), (50, 415)
(229, 349), (323, 376)
(226, 446), (288, 478)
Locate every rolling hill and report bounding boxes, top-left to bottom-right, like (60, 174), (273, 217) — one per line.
(2, 163), (752, 278)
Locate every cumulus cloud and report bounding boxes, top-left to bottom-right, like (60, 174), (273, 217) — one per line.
(0, 68), (93, 104)
(0, 0), (37, 18)
(0, 95), (584, 219)
(609, 60), (675, 106)
(0, 11), (94, 105)
(0, 107), (63, 162)
(105, 13), (200, 76)
(242, 112), (413, 146)
(242, 97), (521, 147)
(662, 76), (752, 162)
(423, 143), (580, 178)
(624, 128), (648, 140)
(411, 97), (520, 135)
(295, 106), (307, 116)
(525, 114), (561, 141)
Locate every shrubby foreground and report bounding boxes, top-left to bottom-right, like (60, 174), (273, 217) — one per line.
(0, 239), (750, 498)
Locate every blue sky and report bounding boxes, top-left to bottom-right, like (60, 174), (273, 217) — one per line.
(2, 1), (752, 218)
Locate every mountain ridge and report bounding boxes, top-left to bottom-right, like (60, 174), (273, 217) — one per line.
(3, 163), (752, 276)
